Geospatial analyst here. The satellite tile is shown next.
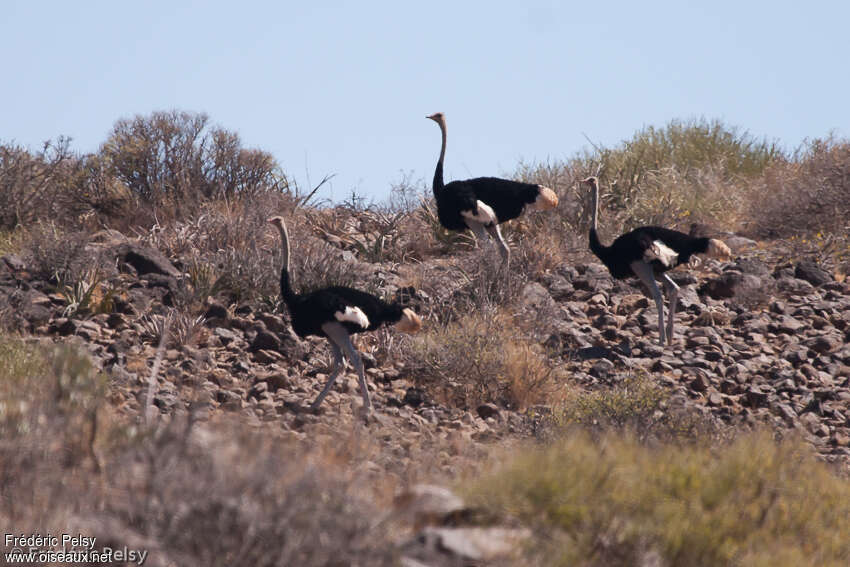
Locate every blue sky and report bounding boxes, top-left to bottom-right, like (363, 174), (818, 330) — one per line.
(3, 1), (848, 202)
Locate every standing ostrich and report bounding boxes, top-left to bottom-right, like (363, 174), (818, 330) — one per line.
(581, 176), (731, 345)
(427, 112), (559, 263)
(268, 216), (422, 411)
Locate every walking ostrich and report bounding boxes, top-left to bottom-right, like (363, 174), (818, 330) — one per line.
(581, 176), (731, 345)
(268, 216), (422, 411)
(427, 112), (559, 263)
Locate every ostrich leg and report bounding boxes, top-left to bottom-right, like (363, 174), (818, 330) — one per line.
(661, 273), (680, 343)
(323, 322), (371, 410)
(312, 324), (347, 410)
(631, 260), (666, 345)
(485, 223), (510, 264)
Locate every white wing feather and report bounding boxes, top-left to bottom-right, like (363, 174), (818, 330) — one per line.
(461, 200), (498, 225)
(335, 306), (370, 328)
(645, 240), (678, 267)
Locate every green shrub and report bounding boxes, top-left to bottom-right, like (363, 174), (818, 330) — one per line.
(465, 431), (850, 567)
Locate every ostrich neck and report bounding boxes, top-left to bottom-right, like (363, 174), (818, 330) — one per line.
(432, 121), (446, 195)
(276, 223), (295, 303)
(588, 183), (609, 260)
(591, 182), (599, 233)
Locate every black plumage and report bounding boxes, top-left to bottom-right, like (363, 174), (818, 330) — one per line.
(590, 225), (719, 279)
(427, 112), (559, 260)
(582, 177), (731, 345)
(269, 216), (422, 410)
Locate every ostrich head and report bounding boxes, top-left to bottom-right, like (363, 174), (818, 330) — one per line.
(396, 307), (423, 334)
(267, 216), (286, 230)
(426, 112), (445, 126)
(706, 239), (732, 261)
(580, 176), (599, 189)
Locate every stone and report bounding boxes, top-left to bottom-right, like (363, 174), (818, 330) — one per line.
(775, 277), (815, 296)
(249, 330), (281, 352)
(476, 403), (500, 420)
(795, 260), (832, 287)
(805, 336), (838, 354)
(575, 345), (614, 360)
(403, 387), (427, 407)
(689, 373), (711, 392)
(396, 484), (467, 526)
(521, 282), (555, 310)
(746, 386), (770, 408)
(113, 242), (180, 277)
(415, 527), (529, 562)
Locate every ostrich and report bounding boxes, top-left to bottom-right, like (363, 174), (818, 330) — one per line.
(268, 216), (422, 411)
(427, 112), (559, 263)
(581, 176), (731, 345)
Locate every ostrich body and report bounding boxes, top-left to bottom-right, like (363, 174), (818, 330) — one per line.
(269, 216), (422, 410)
(427, 112), (559, 262)
(581, 177), (731, 345)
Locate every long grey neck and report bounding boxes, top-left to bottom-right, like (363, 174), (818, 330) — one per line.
(277, 223), (291, 274)
(590, 181), (599, 232)
(275, 221), (295, 303)
(433, 119), (447, 194)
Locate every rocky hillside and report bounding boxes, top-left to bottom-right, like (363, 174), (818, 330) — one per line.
(2, 219), (850, 565)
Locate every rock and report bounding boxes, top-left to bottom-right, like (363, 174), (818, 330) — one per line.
(113, 242), (180, 277)
(805, 336), (838, 354)
(699, 272), (761, 299)
(50, 318), (78, 336)
(795, 260), (832, 287)
(213, 327), (241, 346)
(249, 330), (281, 352)
(1, 253), (26, 272)
(544, 275), (574, 301)
(476, 403), (500, 420)
(255, 312), (289, 334)
(736, 258), (771, 276)
(414, 527), (530, 562)
(575, 345), (614, 360)
(396, 484), (467, 526)
(690, 373), (710, 393)
(264, 373), (292, 392)
(21, 301), (51, 329)
(725, 235), (757, 252)
(776, 277), (815, 296)
(589, 359), (615, 379)
(403, 387), (427, 407)
(521, 282), (555, 310)
(745, 386), (770, 408)
(203, 299), (229, 320)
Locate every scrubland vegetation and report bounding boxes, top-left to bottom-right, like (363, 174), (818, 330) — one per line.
(2, 110), (850, 565)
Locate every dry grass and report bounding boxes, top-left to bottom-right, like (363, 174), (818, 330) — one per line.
(405, 308), (564, 410)
(0, 335), (399, 566)
(746, 138), (850, 238)
(465, 430), (850, 567)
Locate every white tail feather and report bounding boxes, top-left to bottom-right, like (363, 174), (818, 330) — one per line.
(335, 306), (370, 328)
(461, 200), (498, 225)
(645, 240), (678, 267)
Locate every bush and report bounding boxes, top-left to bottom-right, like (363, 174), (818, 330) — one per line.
(0, 335), (398, 566)
(516, 117), (783, 239)
(100, 110), (287, 216)
(22, 222), (97, 282)
(465, 431), (850, 567)
(406, 309), (561, 409)
(747, 138), (850, 238)
(0, 138), (74, 230)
